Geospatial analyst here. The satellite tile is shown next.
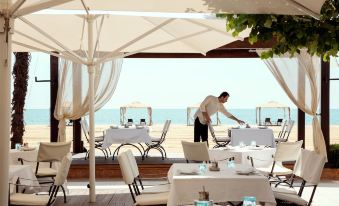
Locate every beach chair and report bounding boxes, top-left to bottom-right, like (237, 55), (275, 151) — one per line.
(276, 118), (284, 126)
(144, 120), (171, 160)
(273, 149), (326, 206)
(264, 118), (272, 126)
(10, 153), (72, 205)
(181, 141), (210, 163)
(80, 119), (110, 159)
(140, 118), (146, 126)
(208, 123), (230, 148)
(128, 118), (133, 126)
(118, 151), (168, 205)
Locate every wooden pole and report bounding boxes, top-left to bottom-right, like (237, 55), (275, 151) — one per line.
(321, 60), (330, 157)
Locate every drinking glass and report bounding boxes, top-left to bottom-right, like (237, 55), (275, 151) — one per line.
(239, 141), (245, 147)
(227, 160), (235, 168)
(15, 143), (21, 150)
(199, 163), (208, 174)
(243, 196), (256, 206)
(250, 141), (256, 147)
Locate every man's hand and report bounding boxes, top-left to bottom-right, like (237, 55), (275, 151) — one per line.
(237, 120), (245, 125)
(203, 112), (211, 124)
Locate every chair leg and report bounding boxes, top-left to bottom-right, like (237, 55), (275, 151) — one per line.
(47, 185), (57, 206)
(54, 186), (59, 197)
(159, 146), (167, 158)
(61, 185), (67, 203)
(138, 175), (144, 190)
(128, 184), (136, 203)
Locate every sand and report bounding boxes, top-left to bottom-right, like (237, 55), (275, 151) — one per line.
(22, 124), (339, 157)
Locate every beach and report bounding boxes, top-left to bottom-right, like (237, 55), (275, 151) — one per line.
(22, 124), (339, 157)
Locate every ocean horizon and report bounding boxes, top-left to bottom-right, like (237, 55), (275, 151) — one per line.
(24, 108), (339, 125)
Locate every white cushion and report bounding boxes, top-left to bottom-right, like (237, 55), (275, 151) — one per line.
(257, 163), (292, 176)
(136, 192), (168, 205)
(273, 191), (308, 205)
(95, 136), (104, 142)
(10, 193), (50, 205)
(142, 184), (170, 194)
(275, 138), (287, 142)
(36, 167), (57, 177)
(151, 137), (161, 142)
(272, 187), (297, 195)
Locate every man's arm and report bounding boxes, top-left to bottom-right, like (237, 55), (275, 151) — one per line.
(228, 115), (245, 125)
(219, 105), (245, 125)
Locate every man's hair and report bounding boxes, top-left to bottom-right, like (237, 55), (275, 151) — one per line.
(218, 92), (229, 98)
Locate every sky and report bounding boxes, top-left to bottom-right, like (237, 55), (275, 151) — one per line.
(23, 52), (339, 109)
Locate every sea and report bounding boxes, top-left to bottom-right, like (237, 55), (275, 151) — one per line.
(24, 108), (339, 125)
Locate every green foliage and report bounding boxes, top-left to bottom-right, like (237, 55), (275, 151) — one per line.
(217, 0), (339, 61)
(330, 144), (339, 151)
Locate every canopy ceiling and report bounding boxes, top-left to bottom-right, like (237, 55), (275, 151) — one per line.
(257, 101), (290, 108)
(52, 0), (326, 17)
(121, 101), (151, 108)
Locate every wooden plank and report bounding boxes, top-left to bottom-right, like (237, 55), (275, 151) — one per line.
(321, 60), (330, 157)
(50, 55), (59, 142)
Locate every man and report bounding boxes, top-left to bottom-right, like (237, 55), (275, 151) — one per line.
(194, 91), (245, 143)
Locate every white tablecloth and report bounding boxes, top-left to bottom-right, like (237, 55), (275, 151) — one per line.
(209, 147), (276, 167)
(230, 128), (276, 148)
(103, 127), (152, 149)
(9, 165), (39, 193)
(167, 163), (276, 206)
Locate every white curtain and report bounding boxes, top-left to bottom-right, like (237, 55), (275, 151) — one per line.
(54, 58), (123, 142)
(147, 107), (153, 125)
(258, 49), (327, 160)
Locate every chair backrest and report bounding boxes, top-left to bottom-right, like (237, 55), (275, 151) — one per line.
(294, 149), (326, 185)
(140, 118), (146, 125)
(274, 140), (303, 162)
(282, 120), (295, 141)
(37, 141), (71, 162)
(159, 120), (171, 143)
(277, 118), (283, 125)
(181, 141), (210, 162)
(118, 151), (135, 184)
(125, 149), (139, 178)
(54, 153), (72, 186)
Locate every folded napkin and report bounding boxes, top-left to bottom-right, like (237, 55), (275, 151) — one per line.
(178, 169), (199, 175)
(235, 165), (255, 175)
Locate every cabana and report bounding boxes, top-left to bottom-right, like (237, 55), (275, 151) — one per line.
(120, 101), (153, 126)
(256, 101), (291, 126)
(187, 103), (220, 126)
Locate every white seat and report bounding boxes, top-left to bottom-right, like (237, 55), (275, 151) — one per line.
(181, 141), (210, 163)
(118, 151), (168, 205)
(273, 149), (326, 206)
(10, 153), (73, 206)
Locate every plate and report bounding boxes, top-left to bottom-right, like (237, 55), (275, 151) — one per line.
(236, 171), (256, 175)
(178, 169), (199, 175)
(257, 126), (268, 129)
(248, 146), (264, 150)
(21, 147), (35, 151)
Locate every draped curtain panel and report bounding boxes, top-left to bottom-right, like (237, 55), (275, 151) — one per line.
(258, 49), (327, 160)
(54, 58), (123, 142)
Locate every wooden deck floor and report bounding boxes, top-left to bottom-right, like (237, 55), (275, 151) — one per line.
(54, 193), (134, 206)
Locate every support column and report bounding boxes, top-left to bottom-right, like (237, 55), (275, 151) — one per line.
(50, 55), (59, 142)
(0, 10), (12, 205)
(87, 15), (96, 203)
(298, 109), (305, 148)
(321, 60), (330, 157)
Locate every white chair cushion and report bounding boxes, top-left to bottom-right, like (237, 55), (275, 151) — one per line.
(36, 167), (57, 177)
(257, 163), (292, 176)
(142, 183), (170, 194)
(10, 193), (50, 205)
(151, 137), (161, 142)
(272, 187), (297, 195)
(273, 191), (308, 205)
(136, 192), (168, 205)
(275, 138), (287, 142)
(95, 136), (104, 142)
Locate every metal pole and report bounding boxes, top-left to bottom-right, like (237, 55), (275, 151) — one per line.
(87, 15), (96, 202)
(0, 2), (12, 204)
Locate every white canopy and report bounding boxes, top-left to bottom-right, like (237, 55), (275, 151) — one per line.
(120, 101), (152, 126)
(54, 0), (326, 19)
(186, 103), (220, 126)
(256, 101), (291, 125)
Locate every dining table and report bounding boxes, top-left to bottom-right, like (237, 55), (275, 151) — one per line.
(230, 127), (276, 148)
(167, 163), (276, 206)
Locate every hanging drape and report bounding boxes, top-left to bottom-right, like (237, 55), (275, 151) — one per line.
(258, 49), (327, 160)
(54, 57), (123, 142)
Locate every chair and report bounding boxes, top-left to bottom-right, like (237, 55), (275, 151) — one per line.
(80, 118), (110, 159)
(275, 120), (295, 143)
(264, 118), (272, 126)
(273, 149), (326, 206)
(10, 153), (72, 205)
(140, 118), (146, 126)
(181, 141), (210, 163)
(249, 141), (303, 183)
(144, 120), (171, 160)
(208, 123), (230, 148)
(125, 150), (170, 194)
(276, 118), (284, 126)
(118, 151), (168, 205)
(128, 118), (133, 126)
